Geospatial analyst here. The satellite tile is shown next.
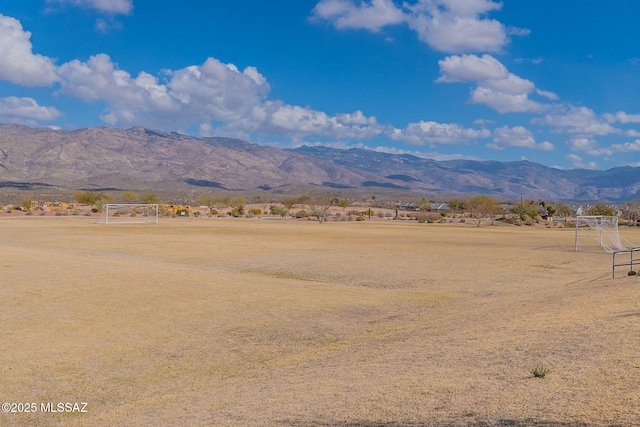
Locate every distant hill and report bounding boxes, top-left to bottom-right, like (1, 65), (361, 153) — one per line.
(0, 124), (639, 202)
(291, 146), (640, 202)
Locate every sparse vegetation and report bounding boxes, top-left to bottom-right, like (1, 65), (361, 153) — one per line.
(531, 365), (550, 378)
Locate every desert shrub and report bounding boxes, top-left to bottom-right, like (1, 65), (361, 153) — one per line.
(531, 365), (550, 378)
(228, 207), (242, 217)
(130, 212), (137, 217)
(248, 208), (262, 215)
(176, 208), (189, 217)
(113, 212), (121, 217)
(210, 209), (219, 216)
(417, 213), (439, 223)
(294, 210), (308, 218)
(523, 214), (536, 226)
(356, 216), (365, 221)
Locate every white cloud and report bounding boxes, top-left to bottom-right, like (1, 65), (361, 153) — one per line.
(0, 96), (62, 125)
(46, 0), (133, 14)
(603, 111), (640, 124)
(437, 54), (550, 113)
(56, 54), (272, 129)
(436, 53), (508, 82)
(312, 0), (526, 53)
(535, 88), (558, 100)
(0, 14), (59, 86)
(216, 102), (384, 141)
(566, 154), (597, 169)
(388, 120), (490, 146)
(405, 0), (512, 53)
(566, 137), (598, 151)
(311, 0), (405, 31)
(487, 126), (555, 150)
(370, 145), (481, 161)
(536, 106), (620, 136)
(609, 140), (640, 153)
(514, 57), (543, 65)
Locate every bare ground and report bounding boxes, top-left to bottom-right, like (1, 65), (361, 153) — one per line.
(1, 217), (639, 426)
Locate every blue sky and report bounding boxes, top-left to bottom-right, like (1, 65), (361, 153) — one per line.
(2, 0), (640, 170)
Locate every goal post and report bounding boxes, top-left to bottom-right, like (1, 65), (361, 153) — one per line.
(573, 215), (634, 252)
(97, 204), (159, 224)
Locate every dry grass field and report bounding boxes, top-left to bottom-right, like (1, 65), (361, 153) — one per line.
(1, 216), (639, 426)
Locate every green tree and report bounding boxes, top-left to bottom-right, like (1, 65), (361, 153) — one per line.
(269, 205), (288, 218)
(467, 195), (501, 227)
(416, 198), (431, 211)
(552, 203), (573, 218)
(337, 198), (350, 210)
(121, 191), (138, 203)
(140, 193), (160, 204)
(230, 195), (245, 216)
(282, 197), (298, 210)
(74, 190), (99, 206)
(198, 196), (216, 207)
(448, 198), (463, 215)
(307, 196), (334, 223)
(21, 196), (33, 211)
(587, 203), (616, 216)
(511, 200), (540, 221)
(74, 191), (114, 212)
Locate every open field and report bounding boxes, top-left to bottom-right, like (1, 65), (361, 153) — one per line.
(1, 217), (639, 426)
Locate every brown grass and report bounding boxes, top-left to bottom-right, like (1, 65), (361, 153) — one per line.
(1, 217), (639, 426)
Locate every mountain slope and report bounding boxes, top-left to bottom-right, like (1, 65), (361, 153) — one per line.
(1, 124), (639, 201)
(291, 146), (640, 201)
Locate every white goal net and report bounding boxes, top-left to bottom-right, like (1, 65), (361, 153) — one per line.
(97, 204), (159, 224)
(573, 215), (635, 252)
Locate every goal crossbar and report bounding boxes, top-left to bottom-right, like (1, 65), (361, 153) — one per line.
(96, 204), (159, 224)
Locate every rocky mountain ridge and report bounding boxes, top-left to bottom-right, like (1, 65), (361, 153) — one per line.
(1, 124), (639, 202)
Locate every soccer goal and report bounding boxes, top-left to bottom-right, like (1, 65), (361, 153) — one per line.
(573, 215), (635, 252)
(96, 204), (159, 224)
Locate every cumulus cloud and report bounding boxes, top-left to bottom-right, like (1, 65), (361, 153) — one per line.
(311, 0), (405, 31)
(216, 101), (384, 141)
(535, 106), (620, 136)
(46, 0), (133, 14)
(387, 120), (490, 146)
(436, 54), (552, 113)
(0, 14), (59, 86)
(56, 54), (272, 129)
(603, 111), (640, 124)
(312, 0), (526, 53)
(566, 153), (597, 169)
(566, 137), (598, 152)
(405, 0), (514, 53)
(0, 96), (62, 125)
(487, 126), (554, 150)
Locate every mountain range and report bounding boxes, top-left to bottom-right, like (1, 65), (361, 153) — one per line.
(1, 124), (639, 202)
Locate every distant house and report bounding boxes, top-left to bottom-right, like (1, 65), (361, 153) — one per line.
(395, 202), (419, 211)
(432, 203), (451, 213)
